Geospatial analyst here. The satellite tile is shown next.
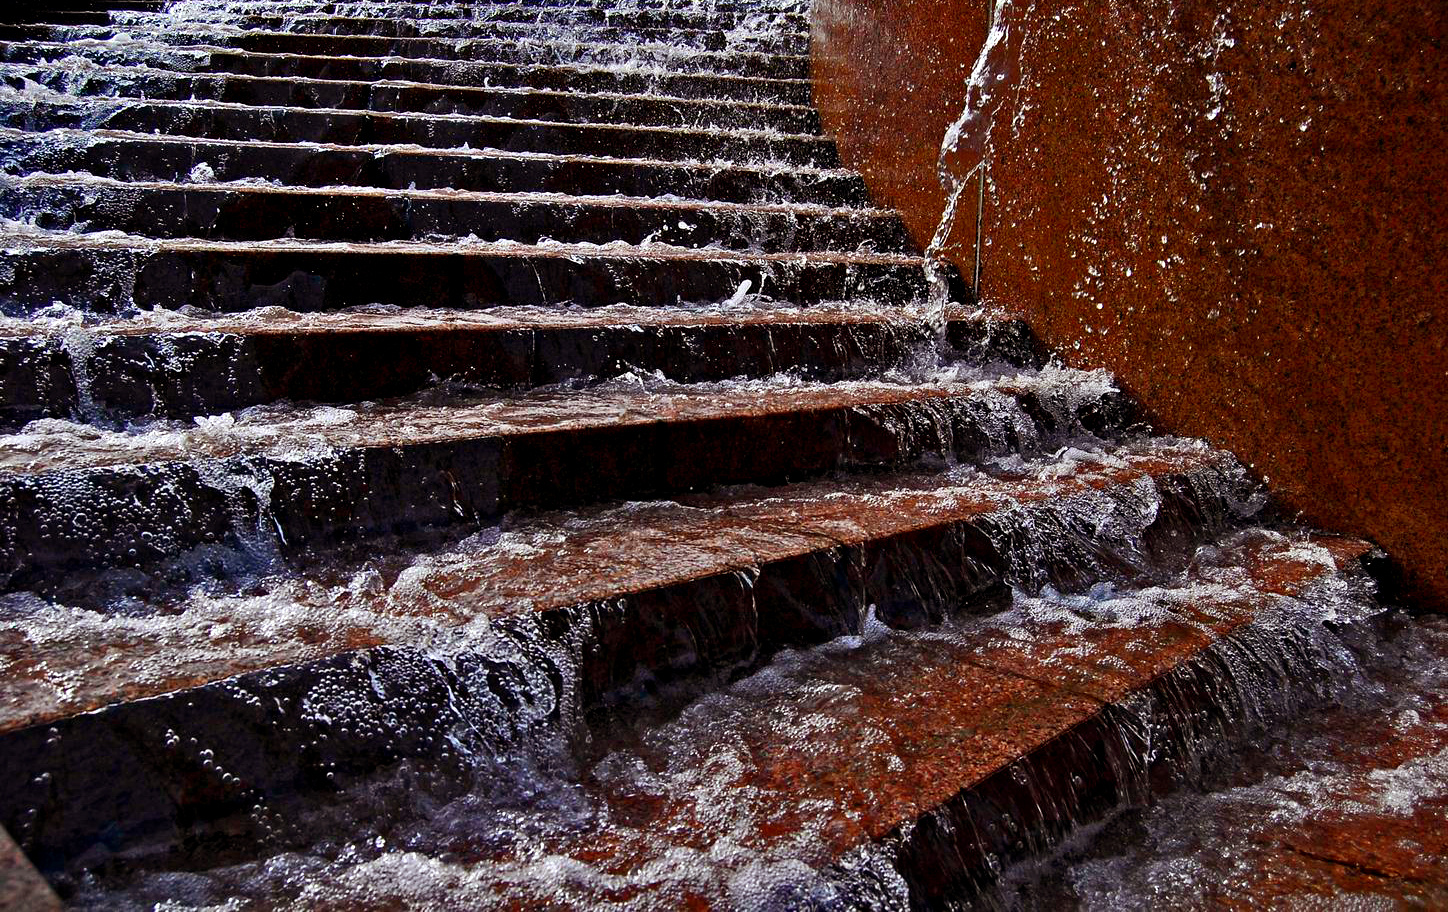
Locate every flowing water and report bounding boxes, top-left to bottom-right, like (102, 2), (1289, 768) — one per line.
(1007, 613), (1448, 910)
(44, 526), (1414, 911)
(0, 0), (1438, 908)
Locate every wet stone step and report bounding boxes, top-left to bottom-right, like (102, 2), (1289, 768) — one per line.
(134, 2), (810, 31)
(0, 234), (924, 315)
(188, 0), (803, 12)
(103, 15), (811, 56)
(0, 129), (870, 206)
(0, 369), (1136, 592)
(0, 442), (1258, 874)
(0, 10), (115, 26)
(0, 98), (837, 167)
(3, 26), (815, 80)
(110, 5), (809, 37)
(1, 63), (823, 133)
(1068, 612), (1448, 909)
(0, 305), (1037, 425)
(0, 42), (814, 105)
(2, 175), (902, 249)
(512, 532), (1378, 909)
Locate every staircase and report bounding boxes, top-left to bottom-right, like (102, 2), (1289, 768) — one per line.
(0, 1), (1387, 908)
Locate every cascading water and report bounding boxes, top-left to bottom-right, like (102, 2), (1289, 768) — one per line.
(923, 0), (1027, 335)
(0, 0), (1432, 909)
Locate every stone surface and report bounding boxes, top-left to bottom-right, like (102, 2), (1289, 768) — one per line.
(810, 0), (1448, 609)
(0, 444), (1248, 873)
(0, 305), (1039, 425)
(0, 369), (1127, 589)
(0, 825), (59, 912)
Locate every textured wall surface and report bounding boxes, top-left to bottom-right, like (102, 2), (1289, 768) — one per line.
(811, 0), (1448, 609)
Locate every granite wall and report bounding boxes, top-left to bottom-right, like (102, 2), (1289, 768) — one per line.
(811, 0), (1447, 608)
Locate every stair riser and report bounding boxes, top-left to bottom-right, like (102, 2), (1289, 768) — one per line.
(847, 618), (1364, 906)
(4, 184), (900, 249)
(0, 101), (835, 167)
(115, 4), (809, 31)
(3, 66), (821, 134)
(0, 43), (812, 104)
(0, 26), (812, 79)
(0, 317), (1038, 426)
(0, 247), (921, 316)
(0, 12), (114, 26)
(0, 386), (1125, 593)
(170, 0), (802, 13)
(105, 17), (809, 55)
(0, 134), (868, 205)
(0, 459), (1247, 874)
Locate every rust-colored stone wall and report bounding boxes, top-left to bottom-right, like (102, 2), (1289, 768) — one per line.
(811, 0), (1448, 609)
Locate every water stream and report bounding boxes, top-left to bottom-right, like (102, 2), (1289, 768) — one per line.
(45, 527), (1414, 911)
(0, 0), (1436, 908)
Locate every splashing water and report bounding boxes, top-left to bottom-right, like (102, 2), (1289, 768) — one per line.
(924, 0), (1029, 333)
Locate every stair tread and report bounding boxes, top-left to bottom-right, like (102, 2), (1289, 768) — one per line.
(0, 304), (1036, 426)
(0, 39), (814, 91)
(0, 0), (1388, 902)
(5, 172), (889, 217)
(0, 60), (818, 117)
(0, 300), (974, 338)
(1, 224), (923, 264)
(0, 124), (853, 176)
(463, 530), (1373, 906)
(0, 439), (1237, 735)
(112, 17), (807, 48)
(0, 369), (1092, 474)
(5, 174), (902, 248)
(1, 95), (835, 166)
(13, 25), (813, 65)
(0, 93), (827, 142)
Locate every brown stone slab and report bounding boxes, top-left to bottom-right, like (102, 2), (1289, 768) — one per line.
(0, 41), (814, 103)
(0, 373), (1075, 474)
(961, 534), (1375, 707)
(3, 173), (903, 249)
(0, 443), (1250, 875)
(0, 60), (821, 132)
(2, 95), (836, 166)
(1, 24), (812, 79)
(0, 126), (871, 206)
(0, 825), (59, 912)
(0, 230), (923, 315)
(0, 442), (1235, 736)
(357, 532), (1376, 909)
(0, 368), (1123, 593)
(0, 304), (1036, 425)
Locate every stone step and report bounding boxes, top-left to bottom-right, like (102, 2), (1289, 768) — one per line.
(0, 24), (814, 79)
(3, 174), (902, 250)
(0, 128), (869, 206)
(0, 10), (114, 26)
(184, 0), (802, 12)
(7, 0), (162, 6)
(0, 441), (1257, 873)
(124, 2), (809, 30)
(105, 14), (810, 56)
(0, 97), (836, 167)
(0, 231), (924, 315)
(0, 368), (1134, 593)
(0, 41), (814, 104)
(0, 305), (1035, 425)
(1, 61), (822, 133)
(511, 531), (1378, 908)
